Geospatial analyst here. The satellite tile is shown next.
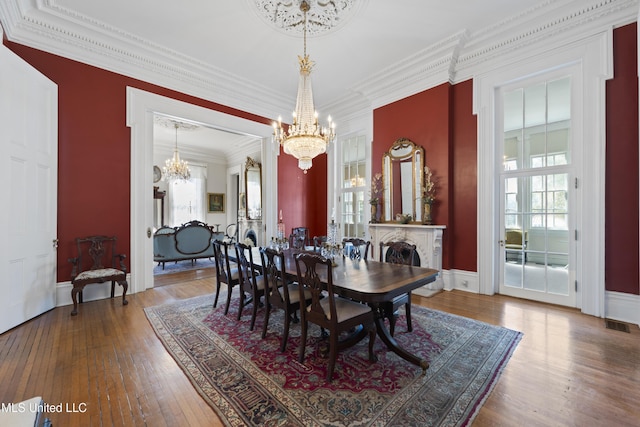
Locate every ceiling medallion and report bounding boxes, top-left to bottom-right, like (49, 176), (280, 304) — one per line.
(253, 0), (361, 35)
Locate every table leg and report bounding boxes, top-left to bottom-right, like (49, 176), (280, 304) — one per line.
(373, 306), (429, 374)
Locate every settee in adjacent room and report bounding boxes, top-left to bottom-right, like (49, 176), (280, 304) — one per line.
(153, 220), (222, 269)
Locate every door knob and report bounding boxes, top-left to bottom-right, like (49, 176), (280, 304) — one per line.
(147, 227), (152, 238)
(53, 238), (59, 248)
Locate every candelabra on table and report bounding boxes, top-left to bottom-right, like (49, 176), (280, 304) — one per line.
(321, 220), (341, 265)
(270, 210), (289, 251)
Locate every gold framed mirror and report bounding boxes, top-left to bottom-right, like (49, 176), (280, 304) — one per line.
(382, 138), (424, 223)
(245, 157), (262, 220)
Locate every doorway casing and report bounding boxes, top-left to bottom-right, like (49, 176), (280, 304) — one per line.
(474, 31), (611, 317)
(126, 87), (275, 294)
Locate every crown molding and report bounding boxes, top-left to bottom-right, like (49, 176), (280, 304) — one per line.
(1, 0), (291, 120)
(454, 0), (638, 81)
(352, 31), (468, 110)
(346, 0), (637, 111)
(1, 0), (637, 121)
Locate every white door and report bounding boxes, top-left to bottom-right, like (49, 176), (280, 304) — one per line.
(498, 75), (576, 307)
(0, 41), (58, 333)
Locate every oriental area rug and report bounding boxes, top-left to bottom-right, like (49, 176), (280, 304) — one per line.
(145, 294), (522, 427)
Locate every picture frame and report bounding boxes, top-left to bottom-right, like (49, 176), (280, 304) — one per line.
(208, 193), (225, 213)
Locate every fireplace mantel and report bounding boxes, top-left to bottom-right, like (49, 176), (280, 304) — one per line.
(369, 223), (446, 297)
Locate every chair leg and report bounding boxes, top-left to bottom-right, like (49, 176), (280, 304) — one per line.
(237, 291), (246, 321)
(120, 280), (128, 306)
(224, 285), (233, 315)
(281, 310), (291, 352)
(213, 280), (221, 308)
(405, 301), (413, 332)
(326, 332), (339, 382)
(298, 320), (308, 363)
(389, 311), (398, 337)
(110, 281), (115, 299)
(70, 287), (80, 316)
(262, 303), (270, 339)
(249, 295), (259, 331)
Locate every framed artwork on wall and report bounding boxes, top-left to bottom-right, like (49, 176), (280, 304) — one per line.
(208, 193), (225, 213)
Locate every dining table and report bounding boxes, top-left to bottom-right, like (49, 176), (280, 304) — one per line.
(241, 246), (439, 373)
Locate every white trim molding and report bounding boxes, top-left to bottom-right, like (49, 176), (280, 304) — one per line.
(474, 30), (613, 318)
(605, 291), (640, 327)
(126, 87), (274, 295)
(0, 1), (635, 120)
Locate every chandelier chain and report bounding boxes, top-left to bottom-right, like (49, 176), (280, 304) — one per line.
(271, 0), (336, 173)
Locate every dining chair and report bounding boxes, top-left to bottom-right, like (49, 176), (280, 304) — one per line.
(260, 247), (312, 352)
(212, 240), (240, 314)
(379, 240), (417, 336)
(235, 242), (267, 330)
(312, 235), (327, 252)
(224, 223), (237, 243)
(68, 235), (128, 316)
(289, 227), (310, 249)
(342, 238), (371, 261)
(295, 252), (376, 382)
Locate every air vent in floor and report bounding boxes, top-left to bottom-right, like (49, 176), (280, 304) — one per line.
(605, 319), (630, 333)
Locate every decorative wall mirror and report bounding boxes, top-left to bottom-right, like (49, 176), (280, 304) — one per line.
(245, 157), (262, 220)
(382, 138), (424, 223)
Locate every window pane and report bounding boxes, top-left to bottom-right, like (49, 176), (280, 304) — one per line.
(503, 78), (571, 172)
(504, 89), (523, 131)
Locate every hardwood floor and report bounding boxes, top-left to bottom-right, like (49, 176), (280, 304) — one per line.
(1, 272), (638, 426)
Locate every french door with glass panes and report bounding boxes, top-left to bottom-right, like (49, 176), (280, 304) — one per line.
(498, 76), (576, 307)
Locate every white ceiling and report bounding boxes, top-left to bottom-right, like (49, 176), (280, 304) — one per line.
(0, 0), (635, 159)
(52, 0), (534, 108)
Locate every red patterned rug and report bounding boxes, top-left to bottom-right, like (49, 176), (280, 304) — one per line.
(145, 294), (522, 426)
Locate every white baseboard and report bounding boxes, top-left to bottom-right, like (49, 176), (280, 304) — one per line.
(56, 274), (131, 309)
(445, 269), (480, 293)
(55, 273), (638, 327)
(605, 291), (640, 327)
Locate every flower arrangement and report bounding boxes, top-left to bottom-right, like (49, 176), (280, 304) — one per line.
(400, 214), (412, 224)
(370, 172), (383, 205)
(422, 166), (436, 204)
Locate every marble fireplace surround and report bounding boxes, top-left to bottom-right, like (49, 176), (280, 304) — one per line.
(369, 223), (445, 297)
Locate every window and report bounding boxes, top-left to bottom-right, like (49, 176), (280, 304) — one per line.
(502, 77), (571, 231)
(168, 164), (207, 226)
(340, 135), (366, 238)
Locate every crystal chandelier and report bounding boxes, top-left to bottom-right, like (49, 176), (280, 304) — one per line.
(163, 123), (191, 183)
(272, 0), (336, 173)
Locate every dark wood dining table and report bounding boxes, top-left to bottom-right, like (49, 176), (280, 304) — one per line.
(244, 247), (438, 373)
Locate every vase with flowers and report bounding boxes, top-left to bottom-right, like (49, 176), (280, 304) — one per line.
(422, 166), (436, 225)
(369, 172), (383, 223)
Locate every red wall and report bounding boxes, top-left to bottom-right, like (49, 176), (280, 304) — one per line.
(605, 23), (639, 295)
(373, 83), (454, 270)
(451, 80), (478, 272)
(6, 22), (639, 296)
(4, 41), (274, 282)
(277, 152), (328, 241)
